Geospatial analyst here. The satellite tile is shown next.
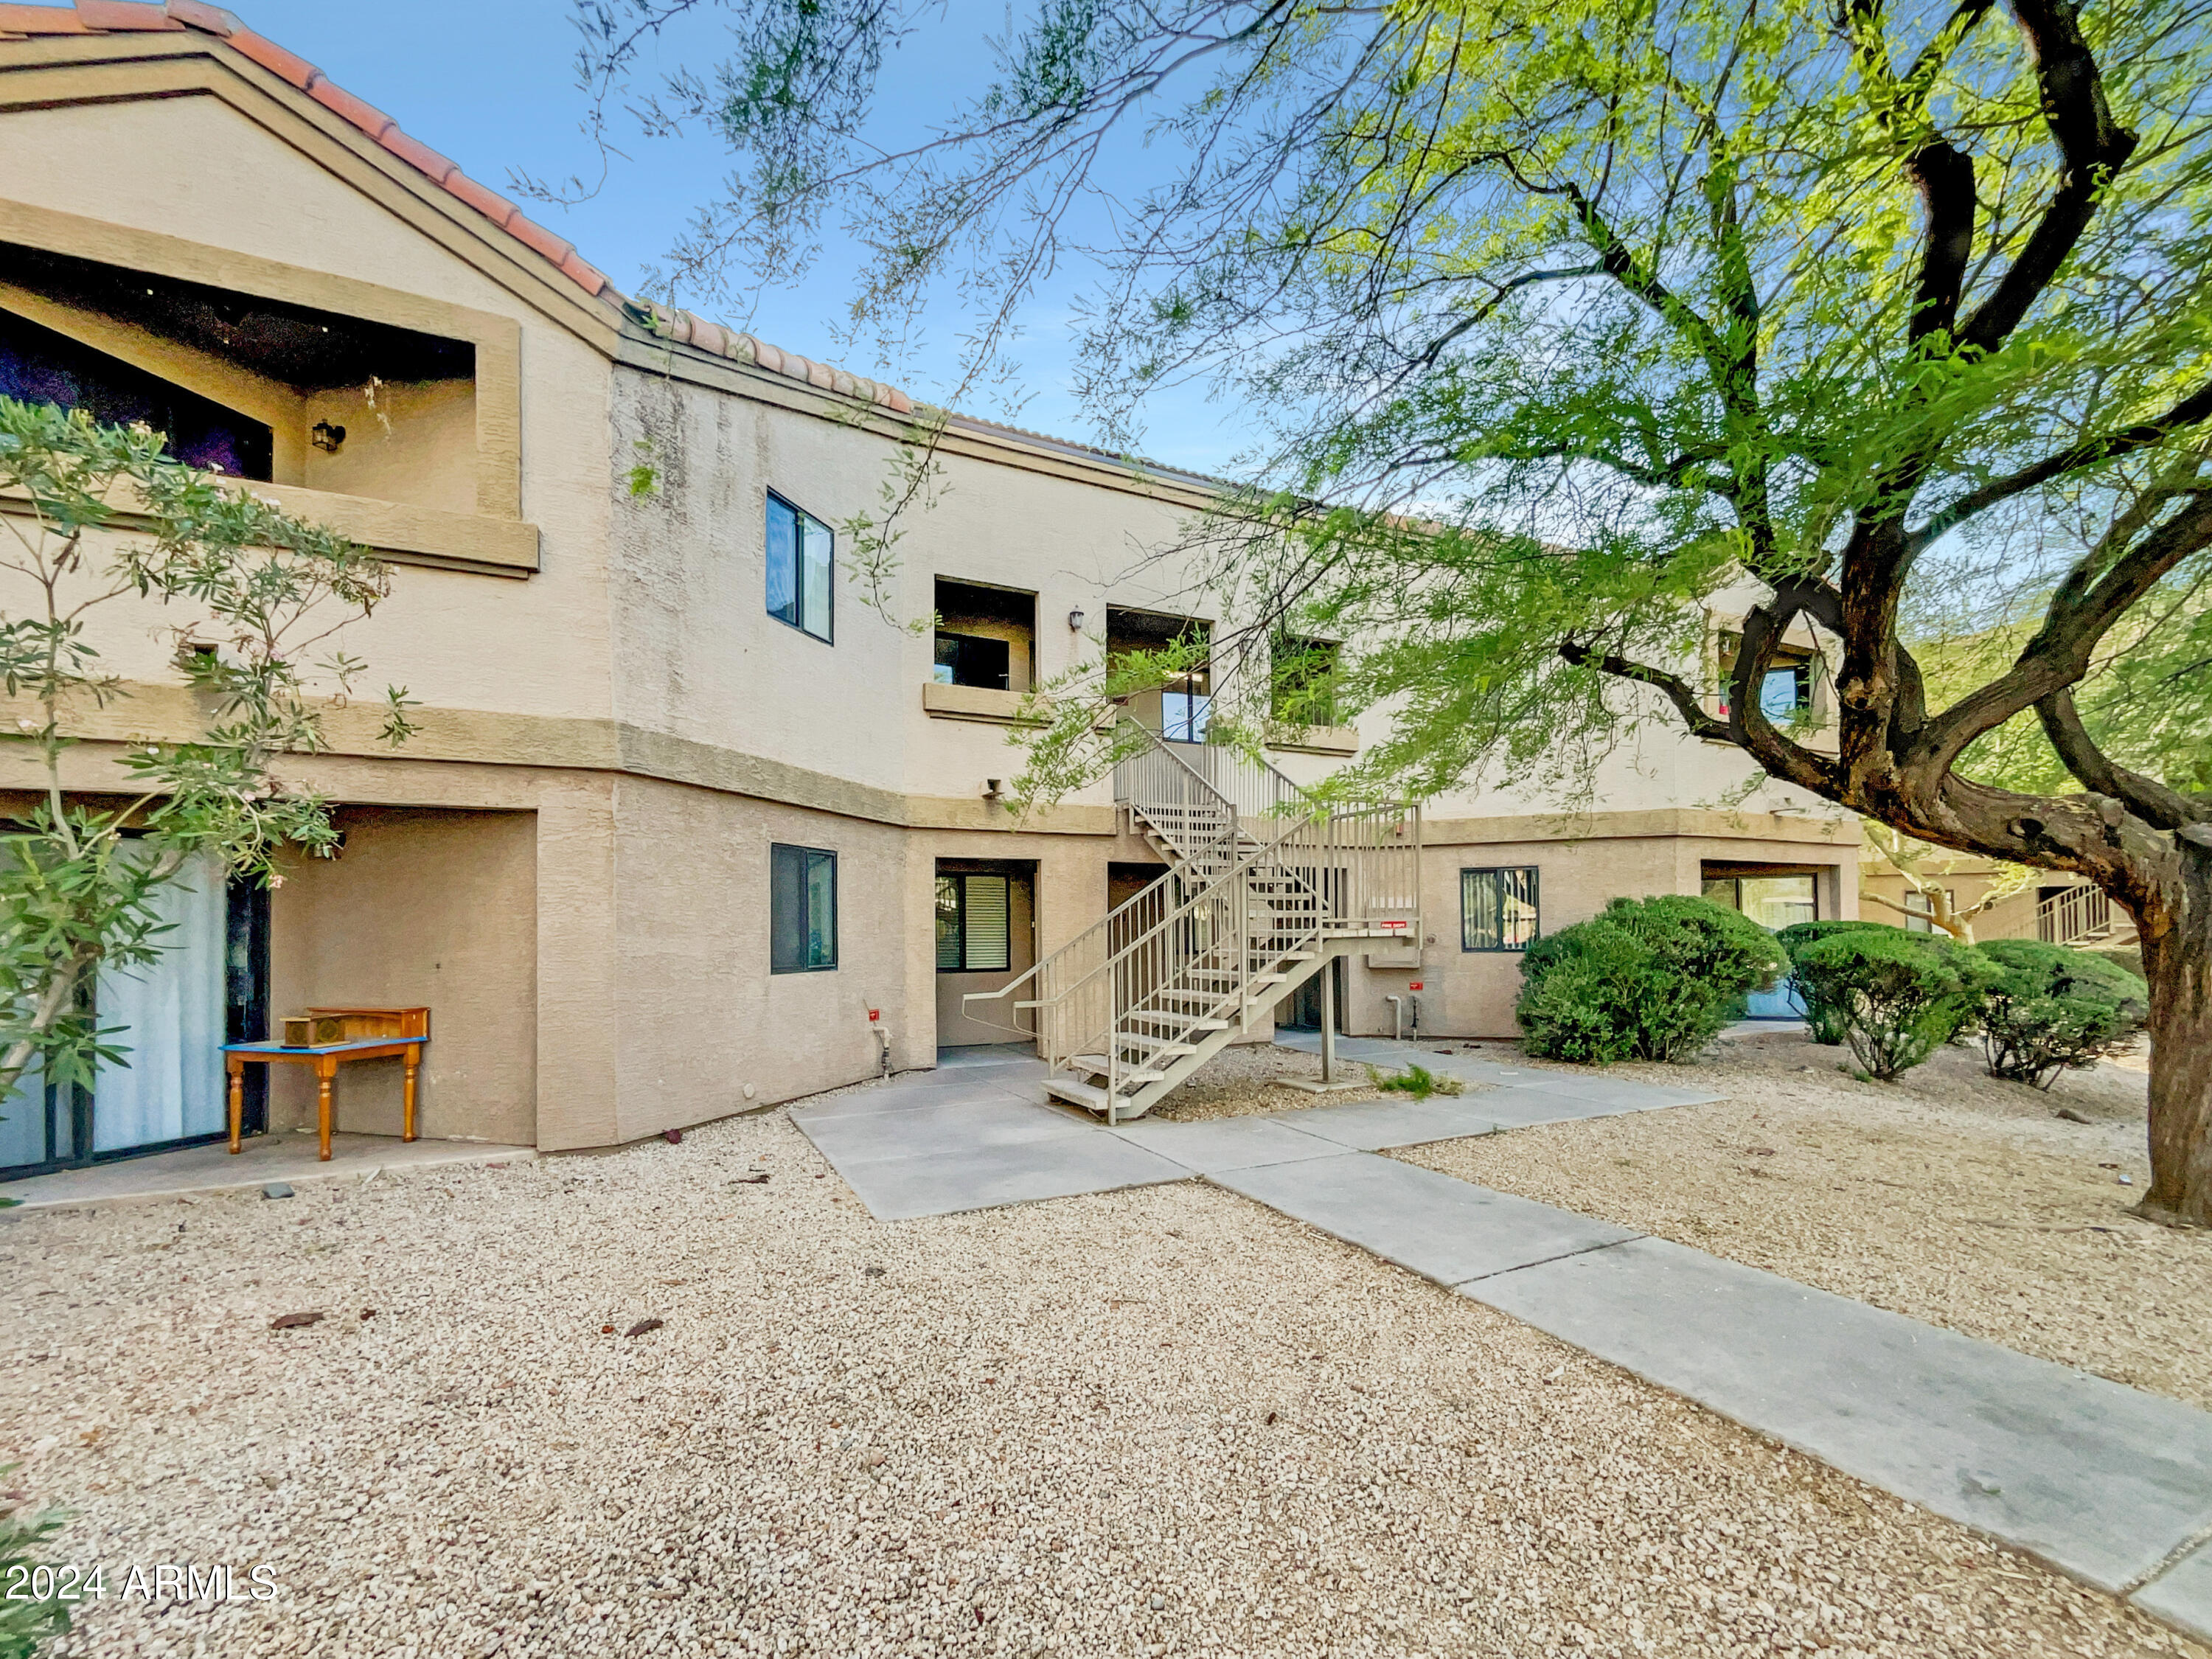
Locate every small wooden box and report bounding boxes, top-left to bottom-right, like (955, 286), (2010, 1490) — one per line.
(275, 1006), (430, 1047)
(279, 1014), (349, 1048)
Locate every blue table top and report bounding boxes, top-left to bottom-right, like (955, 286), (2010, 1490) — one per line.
(223, 1037), (427, 1056)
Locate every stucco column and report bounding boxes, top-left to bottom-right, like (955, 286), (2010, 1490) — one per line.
(534, 776), (622, 1150)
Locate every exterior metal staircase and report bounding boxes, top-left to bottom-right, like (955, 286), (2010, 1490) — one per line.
(2029, 883), (2140, 951)
(964, 723), (1420, 1124)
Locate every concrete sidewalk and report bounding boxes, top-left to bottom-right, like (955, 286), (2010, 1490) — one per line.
(1217, 1149), (2212, 1635)
(1, 1130), (534, 1213)
(792, 1041), (2212, 1642)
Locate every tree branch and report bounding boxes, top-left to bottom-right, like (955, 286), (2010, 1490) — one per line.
(2036, 685), (2210, 830)
(1905, 139), (1976, 344)
(1556, 639), (1731, 742)
(1955, 0), (2139, 355)
(1904, 378), (2212, 556)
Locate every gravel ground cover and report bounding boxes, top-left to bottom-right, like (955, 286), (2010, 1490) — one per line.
(4, 1092), (2205, 1659)
(1147, 1040), (1388, 1121)
(1403, 1029), (2212, 1411)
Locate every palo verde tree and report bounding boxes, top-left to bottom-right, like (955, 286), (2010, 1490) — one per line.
(568, 0), (2212, 1222)
(1, 400), (415, 1114)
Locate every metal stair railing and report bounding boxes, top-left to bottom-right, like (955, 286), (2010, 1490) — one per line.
(966, 721), (1421, 1121)
(2035, 883), (2132, 947)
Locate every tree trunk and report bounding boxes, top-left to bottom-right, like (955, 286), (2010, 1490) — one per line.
(0, 953), (88, 1106)
(2140, 842), (2212, 1227)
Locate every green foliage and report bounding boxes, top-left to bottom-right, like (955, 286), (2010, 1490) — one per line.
(1790, 931), (2003, 1081)
(1775, 919), (1890, 1046)
(1976, 939), (2150, 1088)
(593, 0), (2212, 866)
(0, 398), (408, 1107)
(1372, 1062), (1463, 1099)
(0, 1489), (70, 1658)
(1517, 895), (1786, 1064)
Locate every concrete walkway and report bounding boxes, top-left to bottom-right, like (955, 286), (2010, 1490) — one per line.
(1, 1130), (535, 1213)
(793, 1040), (2212, 1641)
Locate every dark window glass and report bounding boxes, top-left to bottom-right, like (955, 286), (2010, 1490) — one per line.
(933, 633), (1012, 689)
(935, 873), (1011, 972)
(766, 493), (833, 642)
(1461, 867), (1540, 951)
(771, 844), (838, 972)
(0, 310), (273, 479)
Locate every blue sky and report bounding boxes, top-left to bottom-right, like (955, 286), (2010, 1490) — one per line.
(239, 1), (1244, 469)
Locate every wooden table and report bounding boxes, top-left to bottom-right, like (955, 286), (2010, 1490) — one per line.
(223, 1036), (428, 1160)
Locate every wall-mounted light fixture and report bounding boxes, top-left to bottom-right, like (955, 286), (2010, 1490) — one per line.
(310, 420), (347, 454)
(1067, 608), (1086, 632)
(984, 778), (1005, 801)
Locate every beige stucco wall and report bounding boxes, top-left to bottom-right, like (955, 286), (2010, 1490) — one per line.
(1340, 815), (1860, 1039)
(604, 775), (914, 1139)
(0, 91), (619, 725)
(605, 364), (1217, 813)
(266, 806), (538, 1144)
(0, 42), (1891, 1168)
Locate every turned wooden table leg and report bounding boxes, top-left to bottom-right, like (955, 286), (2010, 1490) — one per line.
(316, 1057), (336, 1161)
(227, 1059), (245, 1155)
(403, 1046), (420, 1143)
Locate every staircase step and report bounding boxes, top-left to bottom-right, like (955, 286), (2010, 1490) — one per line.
(1044, 1077), (1113, 1113)
(1068, 1056), (1169, 1085)
(1115, 1033), (1198, 1059)
(1126, 1010), (1231, 1034)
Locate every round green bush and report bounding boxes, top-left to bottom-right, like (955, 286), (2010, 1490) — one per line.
(1517, 895), (1787, 1064)
(1790, 929), (2002, 1080)
(1975, 938), (2149, 1088)
(1774, 919), (1890, 1045)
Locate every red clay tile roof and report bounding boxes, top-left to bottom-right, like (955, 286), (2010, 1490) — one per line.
(0, 1), (914, 414)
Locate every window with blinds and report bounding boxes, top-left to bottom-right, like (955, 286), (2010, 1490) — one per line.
(1461, 866), (1540, 951)
(935, 873), (1012, 972)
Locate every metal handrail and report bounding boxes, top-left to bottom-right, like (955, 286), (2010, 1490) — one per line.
(966, 717), (1421, 1121)
(2037, 883), (2118, 946)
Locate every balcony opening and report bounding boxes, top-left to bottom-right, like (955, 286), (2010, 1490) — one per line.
(1717, 632), (1818, 724)
(1107, 606), (1211, 742)
(1271, 634), (1340, 726)
(0, 241), (477, 511)
(933, 578), (1035, 692)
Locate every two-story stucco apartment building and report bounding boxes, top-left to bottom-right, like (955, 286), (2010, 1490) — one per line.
(0, 1), (1857, 1178)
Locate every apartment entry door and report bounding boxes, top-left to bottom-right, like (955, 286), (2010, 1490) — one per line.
(1702, 862), (1820, 1019)
(935, 860), (1037, 1048)
(0, 852), (262, 1180)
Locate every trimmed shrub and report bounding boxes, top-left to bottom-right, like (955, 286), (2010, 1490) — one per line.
(1976, 939), (2149, 1088)
(1775, 919), (1890, 1045)
(1790, 929), (2002, 1080)
(1517, 895), (1787, 1064)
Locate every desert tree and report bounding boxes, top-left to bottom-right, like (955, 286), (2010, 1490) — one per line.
(570, 0), (2212, 1222)
(1, 400), (415, 1111)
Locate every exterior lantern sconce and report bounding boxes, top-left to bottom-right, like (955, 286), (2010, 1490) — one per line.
(310, 420), (347, 453)
(984, 778), (1005, 801)
(1067, 608), (1086, 632)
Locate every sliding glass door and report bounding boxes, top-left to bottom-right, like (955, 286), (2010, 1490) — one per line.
(1, 852), (238, 1180)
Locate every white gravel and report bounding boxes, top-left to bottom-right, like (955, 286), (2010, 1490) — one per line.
(3, 1096), (2205, 1659)
(1404, 1028), (2212, 1411)
(1147, 1041), (1386, 1120)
